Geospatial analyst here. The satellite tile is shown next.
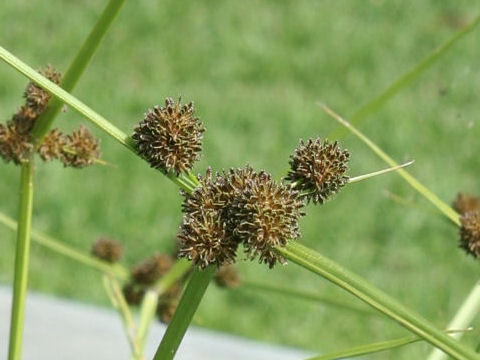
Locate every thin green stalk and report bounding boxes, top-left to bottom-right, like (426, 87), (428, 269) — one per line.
(328, 14), (480, 139)
(241, 280), (377, 317)
(0, 211), (129, 280)
(0, 46), (197, 194)
(306, 329), (469, 360)
(8, 159), (34, 360)
(348, 160), (414, 183)
(428, 281), (480, 360)
(31, 0), (127, 141)
(321, 103), (460, 226)
(276, 242), (479, 360)
(153, 266), (215, 360)
(136, 259), (191, 351)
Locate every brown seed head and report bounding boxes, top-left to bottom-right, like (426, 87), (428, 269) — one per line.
(60, 125), (100, 168)
(132, 97), (204, 175)
(132, 253), (173, 285)
(453, 193), (480, 216)
(11, 106), (39, 135)
(286, 138), (350, 204)
(37, 128), (67, 161)
(24, 65), (62, 115)
(0, 122), (33, 164)
(214, 264), (240, 288)
(122, 283), (145, 306)
(459, 211), (480, 258)
(91, 238), (123, 263)
(156, 298), (178, 324)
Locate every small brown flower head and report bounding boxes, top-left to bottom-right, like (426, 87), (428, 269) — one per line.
(91, 238), (123, 263)
(459, 211), (480, 258)
(132, 97), (204, 175)
(232, 171), (304, 268)
(60, 125), (100, 168)
(214, 264), (240, 288)
(37, 128), (67, 161)
(156, 298), (178, 324)
(132, 253), (173, 285)
(453, 193), (480, 216)
(286, 138), (350, 204)
(122, 283), (145, 306)
(11, 106), (39, 135)
(0, 122), (33, 164)
(24, 65), (61, 114)
(178, 169), (239, 268)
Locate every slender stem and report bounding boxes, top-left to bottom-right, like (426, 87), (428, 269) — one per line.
(348, 160), (414, 183)
(8, 159), (34, 360)
(153, 266), (215, 360)
(241, 280), (377, 317)
(320, 103), (460, 226)
(428, 281), (480, 360)
(0, 211), (129, 280)
(328, 14), (480, 139)
(31, 0), (127, 141)
(276, 242), (480, 360)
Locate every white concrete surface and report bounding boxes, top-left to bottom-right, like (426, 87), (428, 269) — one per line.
(0, 286), (311, 360)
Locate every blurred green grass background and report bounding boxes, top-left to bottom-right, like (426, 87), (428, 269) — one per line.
(1, 0), (480, 358)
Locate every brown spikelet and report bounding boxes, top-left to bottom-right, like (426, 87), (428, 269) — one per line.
(0, 122), (33, 164)
(60, 125), (100, 168)
(37, 128), (67, 161)
(132, 254), (173, 285)
(286, 138), (350, 204)
(91, 238), (123, 263)
(453, 193), (480, 216)
(122, 283), (145, 306)
(24, 65), (62, 115)
(231, 170), (304, 268)
(11, 106), (39, 135)
(132, 97), (204, 175)
(156, 298), (178, 324)
(214, 264), (240, 288)
(459, 211), (480, 258)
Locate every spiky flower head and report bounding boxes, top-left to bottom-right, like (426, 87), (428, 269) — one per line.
(231, 171), (304, 268)
(214, 264), (240, 288)
(37, 128), (67, 162)
(132, 253), (173, 285)
(453, 193), (480, 216)
(0, 122), (33, 164)
(459, 211), (480, 258)
(132, 97), (204, 175)
(286, 138), (350, 204)
(60, 125), (100, 168)
(11, 106), (39, 135)
(91, 238), (123, 263)
(122, 283), (145, 306)
(24, 65), (61, 115)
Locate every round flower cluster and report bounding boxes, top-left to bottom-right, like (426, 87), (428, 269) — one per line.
(91, 237), (123, 263)
(177, 166), (304, 269)
(453, 193), (480, 216)
(459, 211), (480, 258)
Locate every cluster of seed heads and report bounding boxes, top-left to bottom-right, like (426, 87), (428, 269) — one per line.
(132, 97), (204, 175)
(459, 211), (480, 258)
(0, 65), (100, 168)
(286, 138), (350, 204)
(91, 238), (123, 263)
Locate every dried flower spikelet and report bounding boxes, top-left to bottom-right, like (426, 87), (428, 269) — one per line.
(459, 211), (480, 258)
(122, 283), (145, 306)
(214, 264), (240, 288)
(286, 138), (350, 204)
(178, 169), (239, 268)
(91, 237), (123, 263)
(11, 106), (39, 135)
(60, 125), (100, 168)
(132, 253), (173, 285)
(0, 122), (34, 164)
(453, 193), (480, 216)
(37, 128), (67, 161)
(24, 65), (61, 115)
(232, 170), (304, 268)
(132, 97), (204, 175)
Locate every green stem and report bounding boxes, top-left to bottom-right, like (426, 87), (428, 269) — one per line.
(0, 211), (129, 280)
(321, 104), (460, 226)
(427, 281), (480, 360)
(348, 160), (414, 183)
(276, 242), (479, 360)
(31, 0), (127, 141)
(8, 159), (34, 360)
(241, 280), (377, 317)
(153, 266), (215, 360)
